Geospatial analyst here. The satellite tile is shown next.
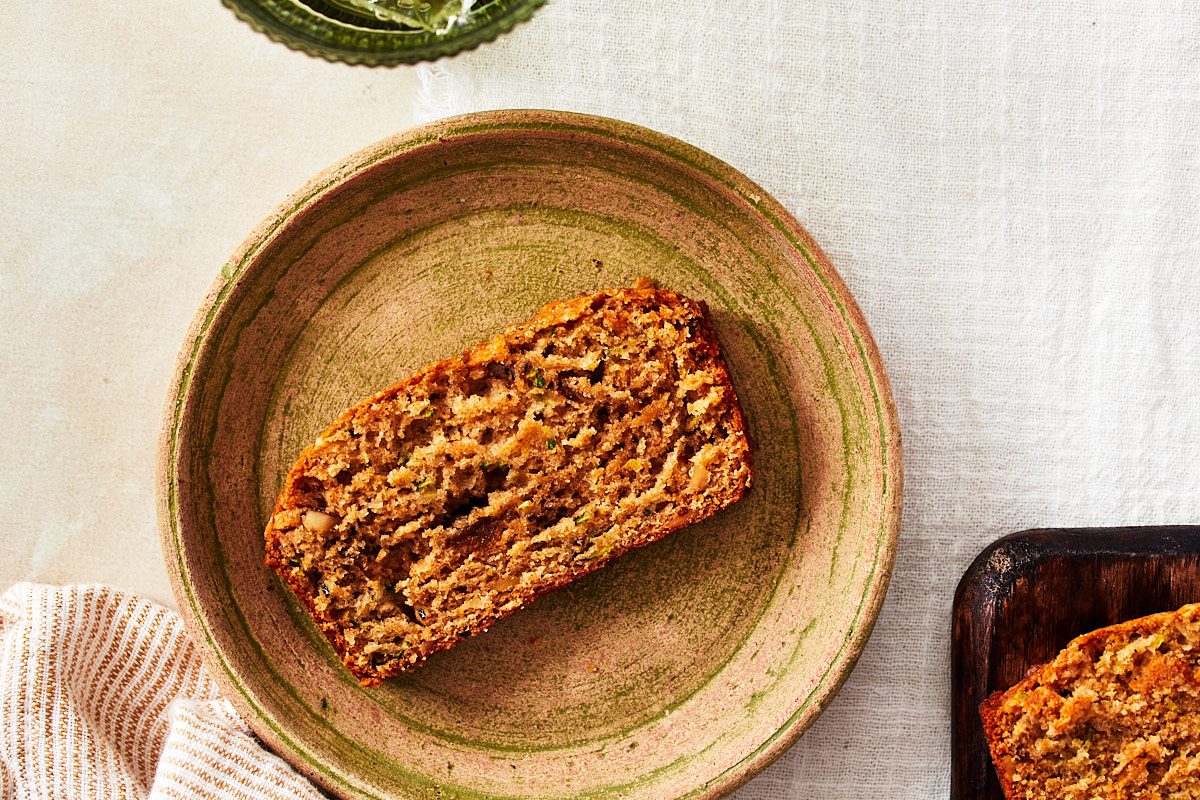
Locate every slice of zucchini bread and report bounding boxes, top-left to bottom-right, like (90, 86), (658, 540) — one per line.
(264, 283), (753, 685)
(981, 603), (1200, 799)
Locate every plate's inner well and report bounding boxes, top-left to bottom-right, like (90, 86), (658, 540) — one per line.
(173, 120), (896, 799)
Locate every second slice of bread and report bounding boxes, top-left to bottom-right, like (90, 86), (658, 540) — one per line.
(981, 603), (1200, 799)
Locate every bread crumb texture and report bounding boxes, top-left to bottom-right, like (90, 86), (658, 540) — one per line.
(264, 285), (752, 685)
(981, 603), (1200, 799)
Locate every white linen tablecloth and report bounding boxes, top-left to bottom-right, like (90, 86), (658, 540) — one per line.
(2, 1), (1198, 797)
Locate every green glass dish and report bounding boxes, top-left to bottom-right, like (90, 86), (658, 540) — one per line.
(223, 0), (546, 65)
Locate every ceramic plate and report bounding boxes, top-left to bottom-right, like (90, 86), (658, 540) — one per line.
(159, 110), (901, 799)
(223, 0), (545, 65)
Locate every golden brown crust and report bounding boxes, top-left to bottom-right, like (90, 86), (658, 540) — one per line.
(980, 688), (1019, 798)
(264, 284), (752, 685)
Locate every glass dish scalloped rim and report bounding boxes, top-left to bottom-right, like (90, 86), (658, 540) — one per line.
(222, 0), (547, 65)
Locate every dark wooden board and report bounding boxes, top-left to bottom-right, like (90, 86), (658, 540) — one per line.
(951, 525), (1200, 800)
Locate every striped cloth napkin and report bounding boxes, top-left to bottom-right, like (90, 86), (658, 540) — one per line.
(0, 583), (322, 799)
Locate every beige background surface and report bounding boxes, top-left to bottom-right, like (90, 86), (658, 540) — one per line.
(1, 4), (424, 604)
(3, 2), (1200, 798)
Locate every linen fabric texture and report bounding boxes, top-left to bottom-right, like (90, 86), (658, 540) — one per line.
(0, 583), (322, 800)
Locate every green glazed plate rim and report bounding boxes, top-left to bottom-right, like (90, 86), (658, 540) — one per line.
(159, 109), (903, 799)
(222, 0), (547, 65)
